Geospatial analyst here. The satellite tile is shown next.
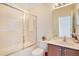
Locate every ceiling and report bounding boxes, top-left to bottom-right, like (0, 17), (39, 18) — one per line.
(10, 3), (53, 11)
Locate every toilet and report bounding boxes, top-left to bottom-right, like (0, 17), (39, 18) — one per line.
(32, 48), (45, 56)
(32, 40), (47, 56)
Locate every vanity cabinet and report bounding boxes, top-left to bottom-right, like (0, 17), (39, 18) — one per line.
(48, 44), (79, 56)
(48, 44), (61, 56)
(64, 48), (79, 56)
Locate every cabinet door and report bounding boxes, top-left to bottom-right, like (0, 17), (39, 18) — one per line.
(0, 4), (23, 55)
(48, 44), (61, 56)
(64, 48), (79, 56)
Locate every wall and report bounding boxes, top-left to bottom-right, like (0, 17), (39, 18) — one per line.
(30, 4), (53, 49)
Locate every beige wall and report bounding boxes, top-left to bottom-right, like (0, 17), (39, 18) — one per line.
(29, 4), (53, 49)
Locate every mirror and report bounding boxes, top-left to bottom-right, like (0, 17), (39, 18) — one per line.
(71, 4), (79, 41)
(52, 4), (75, 38)
(76, 7), (79, 39)
(52, 3), (79, 41)
(59, 16), (72, 38)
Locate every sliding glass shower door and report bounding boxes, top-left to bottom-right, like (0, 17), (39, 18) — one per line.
(24, 14), (37, 48)
(0, 4), (23, 55)
(0, 4), (37, 55)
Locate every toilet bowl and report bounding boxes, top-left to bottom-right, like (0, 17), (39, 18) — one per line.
(32, 48), (45, 56)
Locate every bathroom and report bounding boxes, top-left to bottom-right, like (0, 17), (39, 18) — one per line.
(0, 3), (79, 57)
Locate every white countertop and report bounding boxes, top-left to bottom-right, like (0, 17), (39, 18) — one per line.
(42, 37), (79, 50)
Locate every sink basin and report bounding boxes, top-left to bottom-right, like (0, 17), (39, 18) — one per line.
(56, 40), (74, 46)
(49, 39), (76, 46)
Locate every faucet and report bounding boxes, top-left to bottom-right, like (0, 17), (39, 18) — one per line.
(63, 36), (66, 42)
(72, 33), (78, 40)
(72, 32), (79, 43)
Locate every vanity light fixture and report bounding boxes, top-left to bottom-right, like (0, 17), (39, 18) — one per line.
(54, 3), (69, 8)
